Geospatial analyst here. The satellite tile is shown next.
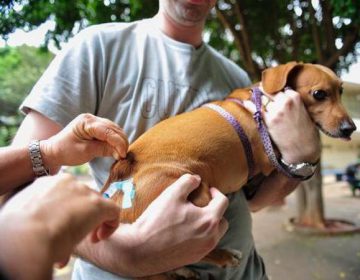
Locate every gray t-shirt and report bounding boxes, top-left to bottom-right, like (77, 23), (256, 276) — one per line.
(21, 18), (267, 280)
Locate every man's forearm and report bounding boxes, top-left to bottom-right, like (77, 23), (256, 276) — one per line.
(0, 146), (35, 193)
(248, 171), (300, 212)
(74, 225), (141, 277)
(0, 144), (60, 194)
(74, 222), (193, 278)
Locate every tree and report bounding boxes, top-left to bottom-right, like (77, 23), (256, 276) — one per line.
(211, 0), (360, 81)
(0, 45), (53, 145)
(295, 153), (325, 228)
(0, 0), (158, 48)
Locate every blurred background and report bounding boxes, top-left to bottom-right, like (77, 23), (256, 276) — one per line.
(0, 0), (359, 279)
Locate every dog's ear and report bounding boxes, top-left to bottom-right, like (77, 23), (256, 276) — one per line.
(262, 61), (303, 94)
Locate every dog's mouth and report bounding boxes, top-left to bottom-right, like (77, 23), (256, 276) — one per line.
(315, 123), (351, 141)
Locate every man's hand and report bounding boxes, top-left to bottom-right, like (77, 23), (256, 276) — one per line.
(129, 174), (229, 271)
(40, 113), (129, 171)
(76, 174), (229, 277)
(0, 174), (120, 279)
(264, 89), (321, 163)
(4, 112), (128, 192)
(243, 88), (321, 211)
(243, 88), (320, 163)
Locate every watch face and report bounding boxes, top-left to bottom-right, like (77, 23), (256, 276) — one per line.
(293, 163), (316, 177)
(280, 158), (317, 179)
(295, 165), (312, 177)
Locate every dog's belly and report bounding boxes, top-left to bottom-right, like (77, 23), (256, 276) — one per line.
(132, 108), (249, 189)
(114, 108), (250, 223)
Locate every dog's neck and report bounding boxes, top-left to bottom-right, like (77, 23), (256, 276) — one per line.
(258, 83), (267, 94)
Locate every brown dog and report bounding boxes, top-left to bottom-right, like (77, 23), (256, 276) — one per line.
(101, 62), (356, 279)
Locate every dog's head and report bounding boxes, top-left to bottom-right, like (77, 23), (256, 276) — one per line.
(261, 62), (357, 140)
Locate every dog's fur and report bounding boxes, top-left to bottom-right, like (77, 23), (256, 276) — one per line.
(101, 62), (356, 279)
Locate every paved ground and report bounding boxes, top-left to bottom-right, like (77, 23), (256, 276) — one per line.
(54, 177), (360, 280)
(253, 178), (360, 280)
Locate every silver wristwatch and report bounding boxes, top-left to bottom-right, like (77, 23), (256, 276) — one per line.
(280, 158), (318, 180)
(29, 140), (49, 177)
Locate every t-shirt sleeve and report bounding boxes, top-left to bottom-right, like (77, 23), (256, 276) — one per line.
(20, 27), (105, 127)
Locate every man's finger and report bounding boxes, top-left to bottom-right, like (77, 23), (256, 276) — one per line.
(95, 220), (120, 242)
(71, 114), (130, 159)
(54, 255), (71, 269)
(88, 198), (120, 242)
(90, 138), (127, 160)
(164, 174), (201, 200)
(86, 123), (128, 147)
(205, 187), (229, 218)
(218, 217), (229, 239)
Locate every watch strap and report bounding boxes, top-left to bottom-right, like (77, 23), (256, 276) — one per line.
(28, 140), (49, 177)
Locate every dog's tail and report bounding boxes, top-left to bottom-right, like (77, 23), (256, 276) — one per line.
(101, 152), (135, 193)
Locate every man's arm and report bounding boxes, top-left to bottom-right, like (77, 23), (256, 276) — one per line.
(248, 171), (299, 212)
(2, 111), (128, 192)
(0, 145), (40, 194)
(246, 89), (321, 211)
(0, 112), (62, 192)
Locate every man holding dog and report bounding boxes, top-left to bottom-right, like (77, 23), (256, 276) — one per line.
(8, 0), (320, 279)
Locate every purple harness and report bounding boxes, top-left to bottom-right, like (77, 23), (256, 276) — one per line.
(203, 103), (255, 180)
(203, 87), (294, 179)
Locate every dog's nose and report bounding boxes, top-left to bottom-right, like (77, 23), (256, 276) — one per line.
(340, 120), (357, 137)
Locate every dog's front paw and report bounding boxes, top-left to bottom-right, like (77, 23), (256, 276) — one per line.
(225, 249), (242, 267)
(166, 267), (200, 280)
(201, 248), (243, 268)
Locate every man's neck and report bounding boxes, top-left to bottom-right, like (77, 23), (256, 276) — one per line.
(155, 13), (204, 48)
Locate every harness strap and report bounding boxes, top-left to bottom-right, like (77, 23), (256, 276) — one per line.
(202, 103), (255, 180)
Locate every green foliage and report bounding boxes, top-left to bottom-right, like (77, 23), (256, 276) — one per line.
(1, 0), (158, 47)
(330, 0), (360, 22)
(0, 45), (53, 145)
(212, 0), (360, 80)
(65, 164), (90, 176)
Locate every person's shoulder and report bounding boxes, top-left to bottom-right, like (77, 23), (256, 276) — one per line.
(205, 45), (251, 85)
(59, 19), (151, 54)
(75, 20), (146, 41)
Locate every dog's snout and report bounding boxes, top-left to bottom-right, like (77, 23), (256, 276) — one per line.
(340, 119), (357, 137)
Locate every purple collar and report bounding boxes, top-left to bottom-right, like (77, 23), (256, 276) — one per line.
(202, 103), (255, 180)
(251, 87), (294, 178)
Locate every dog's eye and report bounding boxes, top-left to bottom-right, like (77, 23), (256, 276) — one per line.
(312, 90), (328, 101)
